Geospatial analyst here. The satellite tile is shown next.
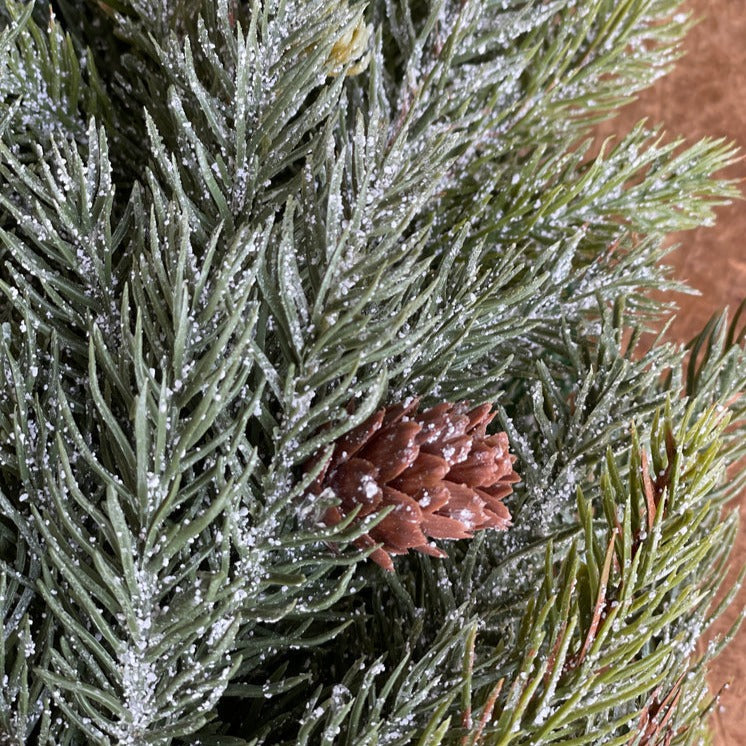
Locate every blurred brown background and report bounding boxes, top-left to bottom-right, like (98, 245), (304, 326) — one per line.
(595, 1), (746, 743)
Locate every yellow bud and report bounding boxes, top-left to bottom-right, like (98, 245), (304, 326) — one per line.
(326, 18), (371, 77)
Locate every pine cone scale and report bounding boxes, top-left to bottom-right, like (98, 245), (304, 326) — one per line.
(415, 486), (450, 512)
(420, 513), (474, 540)
(390, 452), (450, 492)
(446, 461), (497, 488)
(359, 421), (421, 482)
(421, 435), (473, 466)
(333, 409), (385, 463)
(465, 402), (494, 433)
(371, 488), (427, 552)
(437, 482), (492, 529)
(327, 458), (383, 513)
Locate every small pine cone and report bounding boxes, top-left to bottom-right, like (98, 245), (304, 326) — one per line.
(307, 399), (519, 571)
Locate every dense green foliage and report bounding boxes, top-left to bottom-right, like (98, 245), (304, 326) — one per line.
(0, 0), (744, 743)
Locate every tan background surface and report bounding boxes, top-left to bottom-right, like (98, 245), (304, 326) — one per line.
(595, 1), (746, 742)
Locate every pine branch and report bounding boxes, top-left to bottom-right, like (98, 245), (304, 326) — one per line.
(0, 1), (744, 743)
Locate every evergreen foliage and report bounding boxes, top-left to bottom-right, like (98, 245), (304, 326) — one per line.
(0, 0), (744, 743)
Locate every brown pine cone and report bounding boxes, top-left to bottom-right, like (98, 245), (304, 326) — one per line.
(307, 399), (519, 571)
